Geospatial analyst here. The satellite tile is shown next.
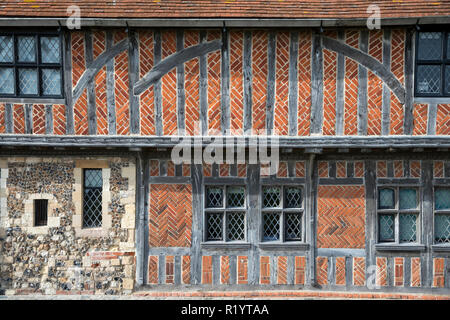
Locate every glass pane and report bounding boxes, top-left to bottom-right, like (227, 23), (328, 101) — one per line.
(84, 169), (102, 188)
(285, 213), (302, 241)
(263, 187), (281, 208)
(445, 65), (450, 95)
(447, 33), (450, 59)
(263, 212), (280, 241)
(227, 186), (245, 208)
(18, 36), (36, 63)
(284, 187), (302, 208)
(40, 36), (60, 63)
(379, 214), (395, 242)
(206, 187), (223, 208)
(42, 68), (61, 96)
(399, 188), (417, 210)
(417, 32), (442, 60)
(435, 188), (450, 210)
(207, 212), (223, 241)
(0, 68), (14, 94)
(379, 188), (395, 209)
(435, 214), (450, 244)
(416, 65), (441, 94)
(18, 68), (38, 95)
(83, 188), (102, 228)
(226, 212), (245, 241)
(0, 36), (13, 63)
(399, 214), (417, 243)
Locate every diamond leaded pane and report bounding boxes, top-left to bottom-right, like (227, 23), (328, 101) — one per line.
(0, 68), (14, 94)
(18, 68), (38, 95)
(206, 187), (223, 208)
(263, 187), (281, 208)
(263, 212), (280, 241)
(227, 186), (245, 208)
(418, 32), (442, 60)
(284, 187), (302, 208)
(416, 65), (441, 94)
(18, 36), (36, 63)
(448, 34), (450, 59)
(226, 212), (245, 241)
(435, 214), (450, 244)
(435, 188), (450, 210)
(40, 36), (60, 64)
(285, 213), (302, 241)
(399, 188), (417, 210)
(399, 214), (417, 243)
(445, 65), (450, 95)
(84, 169), (102, 188)
(83, 188), (102, 228)
(379, 188), (395, 209)
(207, 212), (223, 241)
(42, 68), (61, 96)
(0, 36), (13, 63)
(379, 214), (395, 242)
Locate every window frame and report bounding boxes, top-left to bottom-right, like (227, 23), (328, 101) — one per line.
(204, 185), (248, 243)
(260, 184), (305, 243)
(82, 168), (103, 229)
(0, 30), (64, 99)
(376, 186), (421, 244)
(433, 186), (450, 245)
(414, 29), (450, 97)
(33, 199), (48, 227)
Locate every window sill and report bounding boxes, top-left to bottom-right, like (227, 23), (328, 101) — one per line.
(0, 97), (65, 104)
(375, 243), (426, 252)
(431, 245), (450, 252)
(259, 242), (310, 250)
(413, 97), (450, 104)
(201, 242), (251, 250)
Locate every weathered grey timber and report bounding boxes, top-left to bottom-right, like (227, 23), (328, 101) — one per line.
(128, 29), (140, 134)
(265, 32), (276, 135)
(190, 164), (203, 284)
(427, 103), (437, 135)
(4, 103), (12, 134)
(357, 31), (369, 136)
(134, 40), (222, 95)
(85, 31), (97, 135)
(221, 29), (230, 134)
(24, 104), (32, 134)
(365, 160), (377, 280)
(45, 104), (53, 135)
(135, 153), (145, 286)
(288, 32), (299, 136)
(422, 161), (433, 288)
(403, 29), (414, 135)
(243, 31), (253, 133)
(382, 30), (391, 136)
(247, 164), (261, 285)
(154, 30), (163, 136)
(63, 31), (74, 135)
(310, 33), (323, 134)
(106, 31), (117, 135)
(335, 31), (346, 136)
(176, 30), (186, 135)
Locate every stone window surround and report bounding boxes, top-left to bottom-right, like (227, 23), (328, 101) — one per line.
(0, 160), (8, 238)
(23, 193), (60, 235)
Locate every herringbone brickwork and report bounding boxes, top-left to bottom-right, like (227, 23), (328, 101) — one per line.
(353, 257), (365, 286)
(297, 32), (311, 136)
(274, 32), (290, 136)
(410, 161), (421, 178)
(344, 31), (359, 136)
(413, 104), (428, 135)
(53, 104), (66, 135)
(95, 66), (108, 135)
(237, 256), (248, 284)
(166, 255), (175, 284)
(411, 257), (421, 287)
(161, 31), (178, 136)
(376, 257), (388, 287)
(390, 30), (405, 135)
(139, 30), (155, 136)
(150, 160), (159, 176)
(203, 163), (212, 177)
(294, 256), (306, 285)
(252, 31), (268, 134)
(277, 161), (288, 178)
(202, 256), (213, 284)
(316, 257), (328, 286)
(433, 258), (445, 288)
(207, 30), (221, 135)
(394, 160), (403, 178)
(377, 161), (387, 178)
(74, 90), (88, 135)
(335, 257), (346, 285)
(229, 31), (244, 135)
(149, 184), (192, 247)
(220, 163), (230, 177)
(295, 161), (305, 177)
(114, 31), (130, 135)
(354, 161), (364, 178)
(434, 161), (444, 178)
(71, 32), (85, 87)
(167, 160), (175, 177)
(318, 161), (329, 178)
(184, 30), (200, 136)
(367, 30), (383, 136)
(394, 257), (404, 287)
(277, 256), (288, 284)
(317, 185), (366, 248)
(32, 104), (45, 135)
(337, 161), (346, 178)
(182, 255), (191, 284)
(322, 31), (337, 136)
(237, 163), (247, 177)
(13, 104), (24, 134)
(221, 256), (230, 284)
(148, 256), (158, 284)
(260, 256), (270, 284)
(436, 104), (450, 135)
(0, 104), (5, 134)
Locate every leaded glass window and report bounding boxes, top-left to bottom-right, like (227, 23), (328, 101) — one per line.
(434, 188), (450, 244)
(83, 169), (103, 229)
(205, 185), (246, 242)
(262, 186), (304, 242)
(0, 32), (63, 98)
(377, 187), (419, 243)
(415, 31), (450, 97)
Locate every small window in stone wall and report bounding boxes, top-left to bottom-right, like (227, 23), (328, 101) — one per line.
(262, 186), (303, 242)
(34, 199), (48, 226)
(377, 187), (420, 243)
(205, 186), (246, 242)
(83, 169), (103, 228)
(434, 188), (450, 244)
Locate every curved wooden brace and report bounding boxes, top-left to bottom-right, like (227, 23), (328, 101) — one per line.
(72, 38), (129, 104)
(133, 39), (222, 96)
(322, 36), (406, 104)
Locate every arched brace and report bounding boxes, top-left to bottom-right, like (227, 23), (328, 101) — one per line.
(133, 39), (222, 96)
(322, 36), (406, 104)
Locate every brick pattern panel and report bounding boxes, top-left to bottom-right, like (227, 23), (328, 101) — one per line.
(260, 256), (270, 284)
(53, 104), (66, 135)
(71, 31), (85, 87)
(436, 104), (450, 135)
(434, 161), (444, 178)
(377, 161), (387, 178)
(411, 257), (421, 287)
(139, 30), (155, 136)
(316, 257), (328, 286)
(433, 258), (445, 288)
(389, 30), (405, 135)
(394, 257), (404, 287)
(149, 184), (192, 247)
(277, 256), (288, 284)
(353, 257), (365, 286)
(294, 256), (306, 285)
(220, 163), (230, 177)
(413, 104), (428, 135)
(318, 161), (329, 178)
(322, 31), (337, 136)
(410, 161), (421, 178)
(344, 31), (359, 136)
(229, 31), (244, 135)
(165, 255), (174, 284)
(182, 163), (191, 177)
(274, 32), (290, 136)
(207, 30), (222, 135)
(317, 185), (366, 248)
(114, 31), (130, 135)
(202, 256), (213, 284)
(161, 30), (178, 136)
(13, 104), (25, 134)
(297, 32), (311, 136)
(277, 161), (288, 178)
(237, 163), (247, 178)
(167, 160), (175, 177)
(184, 31), (200, 136)
(221, 256), (230, 284)
(32, 104), (45, 135)
(148, 256), (158, 284)
(336, 161), (347, 178)
(93, 31), (105, 60)
(203, 163), (212, 177)
(0, 104), (5, 133)
(74, 90), (88, 135)
(367, 30), (383, 136)
(150, 160), (159, 176)
(182, 255), (191, 284)
(354, 161), (364, 178)
(376, 257), (387, 287)
(252, 31), (268, 134)
(394, 160), (403, 178)
(95, 66), (108, 135)
(335, 257), (346, 286)
(237, 256), (248, 284)
(295, 161), (305, 177)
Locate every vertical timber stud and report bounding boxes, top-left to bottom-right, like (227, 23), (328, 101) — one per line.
(243, 31), (253, 134)
(24, 104), (32, 134)
(403, 28), (414, 135)
(365, 160), (377, 282)
(45, 104), (53, 134)
(247, 164), (261, 285)
(266, 32), (276, 135)
(288, 32), (299, 136)
(221, 27), (230, 135)
(63, 30), (74, 135)
(135, 152), (146, 286)
(128, 29), (140, 135)
(154, 30), (163, 136)
(176, 30), (186, 135)
(310, 32), (324, 135)
(4, 104), (12, 133)
(335, 30), (346, 136)
(199, 31), (208, 136)
(422, 161), (433, 288)
(357, 31), (369, 136)
(106, 31), (117, 135)
(427, 103), (437, 135)
(191, 164), (203, 284)
(308, 154), (318, 287)
(85, 31), (97, 135)
(142, 156), (150, 285)
(381, 30), (391, 136)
